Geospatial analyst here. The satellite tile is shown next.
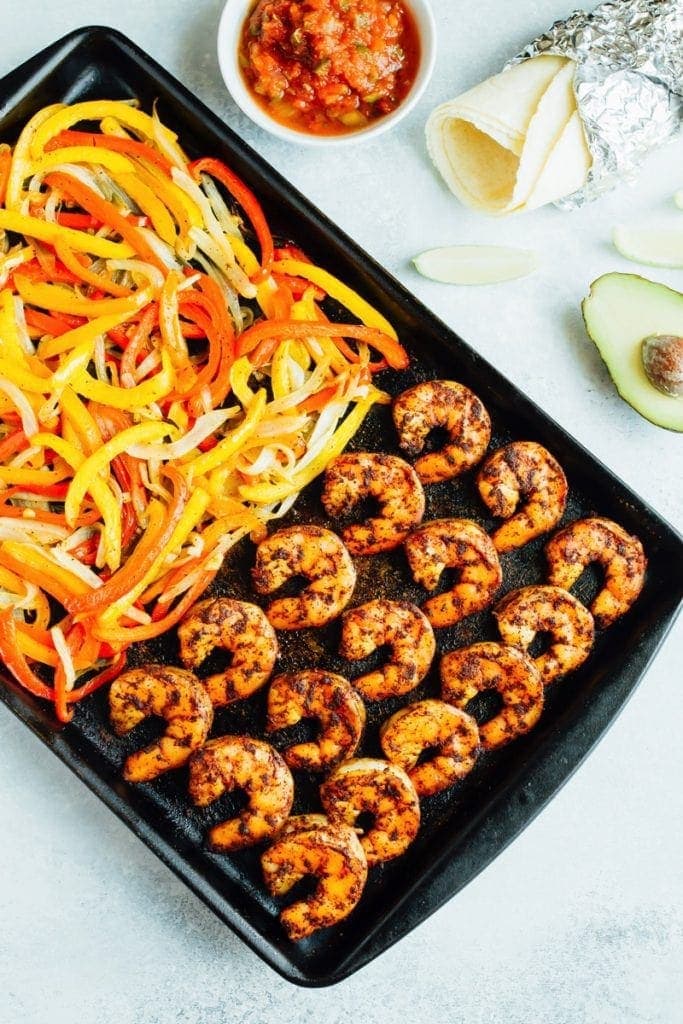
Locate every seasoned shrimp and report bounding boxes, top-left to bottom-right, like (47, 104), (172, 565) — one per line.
(321, 452), (425, 556)
(339, 599), (436, 701)
(392, 380), (491, 483)
(178, 598), (278, 706)
(379, 699), (480, 797)
(252, 525), (356, 630)
(266, 669), (365, 771)
(494, 585), (594, 686)
(440, 641), (544, 749)
(261, 815), (368, 941)
(320, 758), (420, 866)
(545, 517), (646, 628)
(404, 518), (503, 628)
(477, 441), (568, 552)
(109, 665), (213, 783)
(188, 736), (294, 852)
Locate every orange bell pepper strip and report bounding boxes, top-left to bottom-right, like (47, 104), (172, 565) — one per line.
(236, 319), (409, 370)
(44, 171), (167, 272)
(54, 241), (132, 298)
(45, 130), (173, 175)
(0, 146), (11, 206)
(0, 609), (55, 700)
(0, 542), (92, 613)
(70, 468), (188, 616)
(94, 570), (215, 645)
(189, 157), (274, 278)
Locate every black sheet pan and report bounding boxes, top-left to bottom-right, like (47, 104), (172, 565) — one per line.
(1, 26), (681, 987)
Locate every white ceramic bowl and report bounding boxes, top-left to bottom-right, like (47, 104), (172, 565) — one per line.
(217, 0), (437, 146)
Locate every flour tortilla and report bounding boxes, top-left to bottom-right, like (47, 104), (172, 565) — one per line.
(426, 55), (592, 214)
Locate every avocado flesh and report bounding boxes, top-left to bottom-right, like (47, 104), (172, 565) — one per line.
(582, 272), (683, 432)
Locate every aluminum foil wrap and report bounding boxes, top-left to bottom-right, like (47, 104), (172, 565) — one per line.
(511, 0), (683, 208)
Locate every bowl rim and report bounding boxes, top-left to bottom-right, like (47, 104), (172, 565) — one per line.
(216, 0), (437, 147)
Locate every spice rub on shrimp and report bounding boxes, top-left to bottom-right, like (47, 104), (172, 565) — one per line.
(494, 585), (594, 686)
(320, 758), (420, 865)
(261, 815), (368, 941)
(477, 441), (568, 552)
(404, 518), (503, 628)
(380, 699), (480, 797)
(178, 598), (278, 706)
(252, 525), (356, 630)
(545, 517), (646, 628)
(109, 665), (213, 783)
(321, 452), (425, 556)
(339, 599), (436, 701)
(392, 380), (491, 484)
(189, 736), (294, 852)
(440, 641), (544, 749)
(266, 669), (365, 771)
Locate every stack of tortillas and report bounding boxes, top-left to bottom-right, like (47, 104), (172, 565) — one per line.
(426, 55), (592, 214)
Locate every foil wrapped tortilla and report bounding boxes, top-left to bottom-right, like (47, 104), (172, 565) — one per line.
(426, 0), (683, 213)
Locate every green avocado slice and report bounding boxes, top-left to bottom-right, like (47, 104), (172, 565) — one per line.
(582, 272), (683, 432)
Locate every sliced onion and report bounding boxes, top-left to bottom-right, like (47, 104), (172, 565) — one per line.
(128, 408), (236, 460)
(136, 227), (182, 270)
(199, 174), (242, 239)
(50, 547), (103, 589)
(0, 519), (70, 544)
(12, 296), (34, 355)
(51, 625), (76, 690)
(0, 376), (39, 437)
(107, 258), (165, 291)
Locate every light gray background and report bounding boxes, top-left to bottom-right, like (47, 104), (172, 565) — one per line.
(1, 2), (681, 1022)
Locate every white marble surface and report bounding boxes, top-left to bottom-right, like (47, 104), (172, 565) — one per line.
(1, 1), (682, 1020)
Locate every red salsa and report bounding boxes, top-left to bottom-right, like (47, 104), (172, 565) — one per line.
(239, 0), (421, 136)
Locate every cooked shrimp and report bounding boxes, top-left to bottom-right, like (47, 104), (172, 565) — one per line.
(494, 585), (594, 685)
(188, 736), (294, 852)
(545, 517), (646, 628)
(477, 441), (568, 552)
(392, 380), (491, 483)
(339, 599), (436, 701)
(404, 518), (503, 628)
(252, 525), (356, 630)
(261, 816), (368, 941)
(266, 669), (365, 771)
(177, 598), (278, 706)
(109, 665), (213, 783)
(320, 758), (420, 866)
(321, 452), (425, 556)
(379, 699), (480, 797)
(440, 641), (544, 749)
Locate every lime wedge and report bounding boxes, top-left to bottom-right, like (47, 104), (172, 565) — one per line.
(412, 245), (538, 285)
(613, 225), (683, 268)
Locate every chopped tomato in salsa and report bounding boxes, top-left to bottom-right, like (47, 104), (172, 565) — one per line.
(239, 0), (421, 136)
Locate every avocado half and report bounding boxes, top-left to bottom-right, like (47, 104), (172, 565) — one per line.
(582, 272), (683, 432)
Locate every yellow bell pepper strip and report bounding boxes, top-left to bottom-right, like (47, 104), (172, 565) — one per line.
(72, 347), (174, 409)
(183, 389), (267, 479)
(64, 420), (172, 526)
(38, 334), (99, 422)
(0, 465), (71, 488)
(30, 431), (123, 570)
(0, 209), (134, 260)
(37, 310), (139, 360)
(30, 146), (136, 176)
(29, 101), (179, 160)
(14, 274), (153, 319)
(112, 171), (177, 247)
(228, 357), (258, 408)
(238, 391), (379, 504)
(59, 388), (103, 455)
(5, 102), (64, 210)
(133, 161), (203, 243)
(271, 259), (398, 339)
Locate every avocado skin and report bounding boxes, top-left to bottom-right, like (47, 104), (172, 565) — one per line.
(582, 272), (683, 433)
